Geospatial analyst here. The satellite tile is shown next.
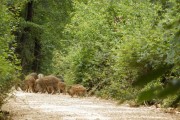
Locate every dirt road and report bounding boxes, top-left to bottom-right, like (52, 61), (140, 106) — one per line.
(2, 90), (180, 120)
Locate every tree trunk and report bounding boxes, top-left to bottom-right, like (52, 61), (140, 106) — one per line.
(32, 38), (41, 72)
(15, 1), (42, 74)
(26, 1), (33, 21)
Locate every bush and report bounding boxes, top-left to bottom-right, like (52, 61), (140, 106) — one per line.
(0, 0), (21, 107)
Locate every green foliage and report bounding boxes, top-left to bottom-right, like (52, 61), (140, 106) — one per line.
(52, 1), (117, 90)
(1, 0), (178, 108)
(132, 0), (180, 107)
(133, 64), (173, 87)
(49, 0), (180, 106)
(12, 0), (44, 73)
(32, 0), (74, 74)
(0, 0), (21, 107)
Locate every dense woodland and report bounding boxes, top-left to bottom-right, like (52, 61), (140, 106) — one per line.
(0, 0), (179, 111)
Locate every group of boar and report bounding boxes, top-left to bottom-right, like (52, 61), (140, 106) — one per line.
(18, 73), (87, 97)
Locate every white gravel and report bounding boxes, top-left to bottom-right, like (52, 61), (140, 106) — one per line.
(1, 90), (180, 120)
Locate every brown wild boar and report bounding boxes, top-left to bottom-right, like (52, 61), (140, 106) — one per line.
(58, 81), (66, 94)
(35, 75), (61, 94)
(24, 76), (36, 93)
(67, 84), (87, 97)
(35, 78), (46, 93)
(28, 72), (38, 80)
(23, 72), (39, 93)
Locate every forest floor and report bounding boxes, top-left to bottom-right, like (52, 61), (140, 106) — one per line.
(1, 89), (180, 120)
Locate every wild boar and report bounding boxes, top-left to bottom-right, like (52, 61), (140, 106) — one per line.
(24, 76), (36, 93)
(35, 75), (61, 94)
(58, 81), (66, 94)
(23, 72), (39, 93)
(28, 72), (38, 80)
(67, 84), (87, 97)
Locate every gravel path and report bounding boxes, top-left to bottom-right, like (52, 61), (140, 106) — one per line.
(2, 90), (180, 120)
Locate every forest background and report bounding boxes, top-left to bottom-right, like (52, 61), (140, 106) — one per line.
(0, 0), (179, 111)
